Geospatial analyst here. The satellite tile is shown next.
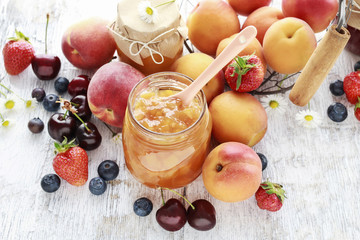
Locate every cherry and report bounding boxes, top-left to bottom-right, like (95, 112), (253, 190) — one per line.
(68, 75), (91, 97)
(187, 199), (216, 231)
(76, 122), (102, 151)
(31, 14), (61, 80)
(156, 198), (187, 232)
(47, 113), (76, 142)
(69, 95), (92, 122)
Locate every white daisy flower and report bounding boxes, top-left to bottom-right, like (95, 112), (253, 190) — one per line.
(112, 132), (122, 143)
(138, 1), (159, 24)
(295, 109), (322, 128)
(261, 95), (288, 116)
(23, 99), (37, 111)
(0, 94), (19, 113)
(0, 117), (15, 128)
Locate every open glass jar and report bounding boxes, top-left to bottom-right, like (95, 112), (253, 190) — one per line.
(122, 72), (212, 188)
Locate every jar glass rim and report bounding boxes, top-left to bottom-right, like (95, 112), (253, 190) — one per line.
(127, 71), (207, 136)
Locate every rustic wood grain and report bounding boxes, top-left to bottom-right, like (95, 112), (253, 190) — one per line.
(1, 0), (360, 239)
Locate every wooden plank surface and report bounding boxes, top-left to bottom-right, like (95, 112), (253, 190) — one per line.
(1, 0), (360, 239)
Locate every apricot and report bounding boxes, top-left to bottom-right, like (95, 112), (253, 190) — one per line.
(263, 17), (317, 74)
(228, 0), (271, 16)
(216, 35), (266, 73)
(202, 142), (262, 202)
(187, 0), (240, 55)
(242, 6), (285, 45)
(170, 53), (224, 104)
(209, 91), (267, 147)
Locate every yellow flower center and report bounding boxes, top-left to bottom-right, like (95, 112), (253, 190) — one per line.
(2, 120), (10, 127)
(5, 100), (15, 109)
(269, 100), (279, 109)
(304, 115), (313, 122)
(26, 100), (32, 108)
(146, 7), (153, 15)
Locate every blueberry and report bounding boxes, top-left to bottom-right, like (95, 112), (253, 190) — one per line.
(43, 94), (60, 112)
(327, 102), (348, 122)
(54, 77), (69, 94)
(354, 60), (360, 71)
(257, 153), (268, 171)
(28, 117), (44, 133)
(41, 174), (61, 193)
(98, 160), (119, 181)
(329, 80), (344, 96)
(133, 197), (153, 217)
(31, 88), (46, 102)
(89, 177), (107, 195)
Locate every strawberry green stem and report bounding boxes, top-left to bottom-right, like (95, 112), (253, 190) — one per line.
(161, 187), (195, 210)
(45, 13), (49, 54)
(155, 0), (175, 8)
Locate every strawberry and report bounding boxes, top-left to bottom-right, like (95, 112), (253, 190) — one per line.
(355, 97), (360, 121)
(224, 55), (264, 93)
(255, 181), (286, 212)
(343, 71), (360, 104)
(53, 138), (88, 186)
(2, 30), (35, 75)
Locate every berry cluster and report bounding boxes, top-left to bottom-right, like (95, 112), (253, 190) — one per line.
(327, 60), (360, 122)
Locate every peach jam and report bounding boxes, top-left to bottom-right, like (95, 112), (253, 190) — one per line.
(122, 72), (212, 188)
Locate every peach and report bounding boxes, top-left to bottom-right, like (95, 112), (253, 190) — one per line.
(61, 17), (116, 70)
(202, 142), (262, 202)
(228, 0), (271, 16)
(242, 6), (285, 45)
(263, 17), (317, 74)
(282, 0), (338, 33)
(170, 53), (224, 104)
(87, 61), (145, 128)
(209, 91), (267, 147)
(187, 0), (240, 55)
(216, 34), (266, 73)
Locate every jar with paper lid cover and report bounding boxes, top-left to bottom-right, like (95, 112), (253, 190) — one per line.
(345, 0), (360, 55)
(109, 0), (187, 75)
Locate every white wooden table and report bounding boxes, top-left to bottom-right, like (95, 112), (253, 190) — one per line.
(1, 0), (360, 239)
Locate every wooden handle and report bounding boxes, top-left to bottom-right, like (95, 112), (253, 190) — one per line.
(289, 25), (351, 106)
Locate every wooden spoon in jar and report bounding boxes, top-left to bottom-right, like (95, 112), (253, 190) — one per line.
(171, 26), (257, 106)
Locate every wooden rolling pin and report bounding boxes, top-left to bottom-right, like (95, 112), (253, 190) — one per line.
(289, 25), (351, 106)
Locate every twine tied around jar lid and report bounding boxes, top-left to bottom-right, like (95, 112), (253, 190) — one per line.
(108, 23), (176, 65)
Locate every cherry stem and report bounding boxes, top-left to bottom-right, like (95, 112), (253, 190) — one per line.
(45, 13), (49, 54)
(160, 188), (165, 206)
(63, 110), (68, 119)
(160, 187), (195, 210)
(70, 102), (79, 107)
(103, 122), (117, 137)
(72, 111), (91, 132)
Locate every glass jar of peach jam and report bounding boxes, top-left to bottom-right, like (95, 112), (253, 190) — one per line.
(122, 72), (212, 189)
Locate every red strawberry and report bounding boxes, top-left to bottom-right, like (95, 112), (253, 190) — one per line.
(224, 55), (264, 92)
(2, 30), (35, 75)
(355, 98), (360, 121)
(343, 71), (360, 104)
(255, 181), (286, 212)
(53, 138), (88, 186)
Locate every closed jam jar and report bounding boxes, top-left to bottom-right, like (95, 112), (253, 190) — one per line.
(122, 72), (212, 188)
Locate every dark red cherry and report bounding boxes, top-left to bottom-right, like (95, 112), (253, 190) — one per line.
(69, 95), (92, 122)
(47, 113), (76, 142)
(76, 122), (102, 151)
(31, 54), (61, 80)
(156, 198), (187, 232)
(187, 199), (216, 231)
(68, 75), (90, 97)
